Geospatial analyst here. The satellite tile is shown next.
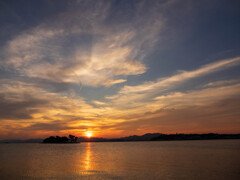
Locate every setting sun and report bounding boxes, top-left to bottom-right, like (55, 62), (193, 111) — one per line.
(85, 131), (93, 138)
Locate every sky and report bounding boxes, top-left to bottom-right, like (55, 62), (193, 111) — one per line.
(0, 0), (240, 139)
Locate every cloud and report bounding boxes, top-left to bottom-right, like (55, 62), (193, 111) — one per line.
(0, 94), (47, 120)
(104, 83), (240, 135)
(154, 83), (240, 108)
(113, 96), (240, 134)
(109, 82), (240, 120)
(202, 79), (240, 88)
(0, 0), (164, 87)
(120, 56), (240, 94)
(106, 57), (240, 108)
(0, 80), (51, 120)
(24, 121), (82, 131)
(0, 79), (128, 138)
(92, 100), (107, 106)
(0, 79), (96, 121)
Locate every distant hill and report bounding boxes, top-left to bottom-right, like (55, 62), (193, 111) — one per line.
(111, 133), (163, 141)
(151, 133), (240, 141)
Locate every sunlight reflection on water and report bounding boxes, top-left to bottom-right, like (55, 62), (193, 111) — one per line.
(81, 142), (92, 174)
(0, 140), (239, 179)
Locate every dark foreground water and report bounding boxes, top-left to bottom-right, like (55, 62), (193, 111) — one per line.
(0, 140), (239, 180)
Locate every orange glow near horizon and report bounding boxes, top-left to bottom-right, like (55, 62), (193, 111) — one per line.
(85, 131), (93, 138)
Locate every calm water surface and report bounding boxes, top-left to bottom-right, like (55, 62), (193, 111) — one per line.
(0, 140), (239, 180)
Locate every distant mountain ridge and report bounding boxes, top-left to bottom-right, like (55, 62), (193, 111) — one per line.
(151, 133), (240, 141)
(112, 133), (163, 141)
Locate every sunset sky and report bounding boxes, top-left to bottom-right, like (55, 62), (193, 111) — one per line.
(0, 0), (240, 139)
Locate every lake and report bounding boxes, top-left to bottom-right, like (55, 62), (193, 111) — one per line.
(0, 140), (239, 179)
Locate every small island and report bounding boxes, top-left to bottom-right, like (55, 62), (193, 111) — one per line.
(43, 134), (79, 143)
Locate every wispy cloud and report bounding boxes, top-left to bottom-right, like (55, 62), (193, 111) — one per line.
(154, 83), (240, 108)
(106, 57), (240, 107)
(202, 79), (240, 88)
(1, 0), (164, 87)
(120, 57), (240, 94)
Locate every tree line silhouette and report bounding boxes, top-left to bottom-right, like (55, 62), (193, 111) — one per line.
(43, 134), (78, 143)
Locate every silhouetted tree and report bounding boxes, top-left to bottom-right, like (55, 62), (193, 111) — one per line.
(69, 134), (78, 143)
(61, 136), (69, 143)
(43, 135), (78, 143)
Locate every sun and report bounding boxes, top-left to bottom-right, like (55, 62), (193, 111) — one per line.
(85, 131), (93, 138)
